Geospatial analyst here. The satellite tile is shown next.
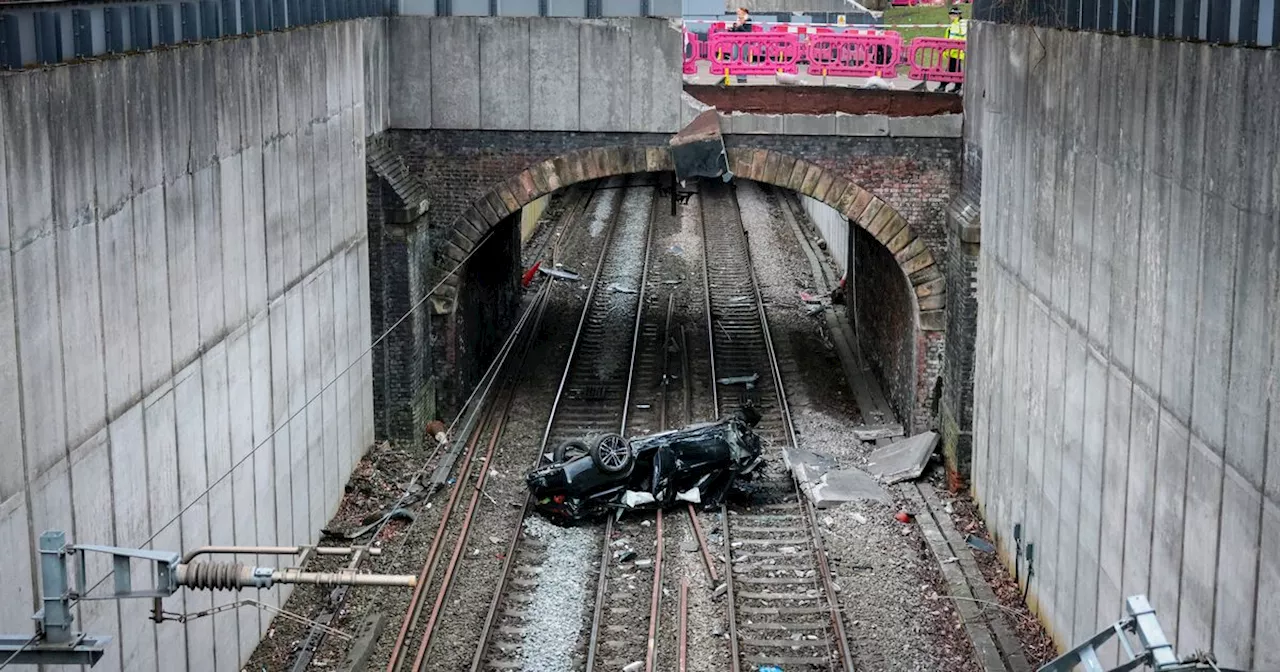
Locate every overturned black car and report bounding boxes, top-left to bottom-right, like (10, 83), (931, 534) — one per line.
(525, 406), (766, 525)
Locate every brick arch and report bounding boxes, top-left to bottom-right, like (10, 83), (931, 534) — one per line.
(436, 146), (945, 324)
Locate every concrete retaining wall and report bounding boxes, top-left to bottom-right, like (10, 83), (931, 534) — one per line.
(800, 195), (848, 274)
(969, 21), (1280, 668)
(388, 16), (685, 133)
(0, 19), (383, 672)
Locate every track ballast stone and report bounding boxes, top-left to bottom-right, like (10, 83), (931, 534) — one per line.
(519, 515), (598, 671)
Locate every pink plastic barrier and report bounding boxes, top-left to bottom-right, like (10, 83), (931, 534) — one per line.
(683, 31), (700, 74)
(805, 31), (903, 78)
(907, 37), (966, 82)
(706, 32), (802, 75)
(682, 26), (965, 83)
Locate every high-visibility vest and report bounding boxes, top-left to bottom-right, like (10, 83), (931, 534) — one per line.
(943, 20), (967, 60)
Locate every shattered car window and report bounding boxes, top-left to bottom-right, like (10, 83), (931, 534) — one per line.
(525, 406), (765, 525)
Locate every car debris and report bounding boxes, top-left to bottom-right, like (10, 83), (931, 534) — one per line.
(525, 406), (766, 525)
(539, 267), (581, 281)
(965, 534), (996, 553)
(716, 372), (759, 387)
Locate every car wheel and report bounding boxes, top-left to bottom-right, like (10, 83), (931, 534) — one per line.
(591, 433), (633, 474)
(554, 439), (590, 464)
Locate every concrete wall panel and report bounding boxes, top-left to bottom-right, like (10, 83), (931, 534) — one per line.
(48, 67), (96, 231)
(100, 208), (144, 417)
(92, 58), (133, 214)
(1213, 467), (1260, 664)
(221, 154), (249, 330)
(126, 53), (164, 194)
(480, 18), (532, 130)
(71, 431), (123, 672)
(1224, 211), (1274, 488)
(974, 25), (1279, 664)
(166, 176), (200, 370)
(1177, 438), (1221, 655)
(1149, 411), (1188, 644)
(1121, 386), (1158, 603)
(0, 21), (376, 670)
(15, 236), (67, 480)
(1190, 200), (1239, 452)
(1256, 500), (1280, 670)
(299, 131), (319, 273)
(59, 223), (107, 452)
(135, 188), (174, 393)
(579, 21), (630, 132)
(627, 18), (681, 133)
(193, 166), (227, 349)
(431, 18), (482, 129)
(0, 497), (34, 630)
(244, 146), (270, 315)
(0, 253), (21, 505)
(530, 19), (580, 130)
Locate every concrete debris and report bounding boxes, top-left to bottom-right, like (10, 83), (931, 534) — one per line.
(607, 282), (639, 294)
(680, 540), (700, 553)
(539, 267), (581, 281)
(782, 447), (837, 483)
(866, 431), (939, 484)
(676, 487), (701, 504)
(623, 662), (644, 672)
(775, 71), (802, 85)
(784, 446), (888, 508)
(852, 423), (907, 441)
(712, 583), (728, 599)
(635, 558), (653, 568)
(809, 469), (890, 508)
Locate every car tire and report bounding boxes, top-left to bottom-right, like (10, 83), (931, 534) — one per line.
(591, 433), (633, 474)
(554, 439), (590, 464)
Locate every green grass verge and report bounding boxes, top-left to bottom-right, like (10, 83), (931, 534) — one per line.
(883, 3), (972, 44)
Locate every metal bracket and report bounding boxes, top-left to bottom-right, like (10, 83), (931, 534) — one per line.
(1036, 595), (1247, 672)
(0, 531), (413, 668)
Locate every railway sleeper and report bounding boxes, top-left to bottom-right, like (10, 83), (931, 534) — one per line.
(742, 637), (832, 648)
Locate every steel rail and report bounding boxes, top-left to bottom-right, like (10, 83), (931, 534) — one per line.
(469, 184), (632, 672)
(385, 402), (499, 672)
(728, 185), (855, 672)
(585, 182), (659, 672)
(642, 293), (678, 672)
(385, 185), (597, 672)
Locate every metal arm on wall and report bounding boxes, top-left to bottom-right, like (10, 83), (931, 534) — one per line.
(0, 531), (417, 668)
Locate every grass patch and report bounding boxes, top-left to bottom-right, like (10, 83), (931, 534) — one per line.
(883, 3), (971, 43)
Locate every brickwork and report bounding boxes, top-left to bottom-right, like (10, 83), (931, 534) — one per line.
(367, 166), (433, 442)
(941, 191), (981, 478)
(372, 128), (966, 432)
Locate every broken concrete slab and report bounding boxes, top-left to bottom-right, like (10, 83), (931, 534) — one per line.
(851, 423), (906, 441)
(809, 468), (890, 508)
(782, 446), (837, 484)
(866, 431), (939, 484)
(784, 446), (889, 508)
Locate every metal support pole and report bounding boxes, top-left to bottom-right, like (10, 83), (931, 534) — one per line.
(37, 532), (73, 644)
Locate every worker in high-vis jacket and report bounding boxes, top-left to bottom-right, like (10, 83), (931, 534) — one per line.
(940, 6), (967, 93)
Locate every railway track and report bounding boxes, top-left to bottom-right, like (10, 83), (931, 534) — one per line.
(378, 182), (603, 672)
(471, 180), (660, 672)
(699, 181), (855, 672)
